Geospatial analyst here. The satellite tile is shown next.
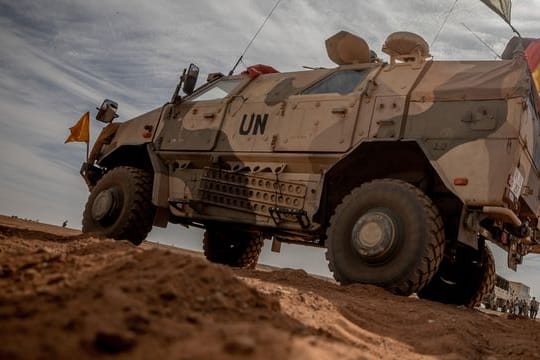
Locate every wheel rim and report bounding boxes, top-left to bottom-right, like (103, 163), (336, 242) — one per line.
(91, 187), (122, 224)
(351, 210), (397, 261)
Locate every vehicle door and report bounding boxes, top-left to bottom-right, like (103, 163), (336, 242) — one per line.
(274, 67), (373, 152)
(158, 77), (247, 151)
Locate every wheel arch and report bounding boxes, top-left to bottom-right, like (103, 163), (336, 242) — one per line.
(99, 144), (154, 173)
(315, 140), (464, 246)
(94, 144), (170, 227)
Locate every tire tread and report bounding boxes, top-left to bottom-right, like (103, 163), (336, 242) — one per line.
(325, 179), (445, 295)
(82, 166), (155, 245)
(203, 230), (264, 269)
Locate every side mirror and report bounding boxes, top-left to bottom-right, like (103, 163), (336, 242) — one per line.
(96, 99), (119, 123)
(182, 64), (199, 95)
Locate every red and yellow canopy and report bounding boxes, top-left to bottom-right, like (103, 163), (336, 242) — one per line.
(526, 39), (540, 90)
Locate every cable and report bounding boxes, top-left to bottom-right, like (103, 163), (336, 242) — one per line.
(229, 0), (283, 75)
(461, 23), (501, 59)
(430, 0), (459, 48)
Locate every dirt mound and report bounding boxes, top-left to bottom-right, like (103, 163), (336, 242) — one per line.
(237, 268), (540, 359)
(0, 227), (311, 359)
(0, 216), (539, 359)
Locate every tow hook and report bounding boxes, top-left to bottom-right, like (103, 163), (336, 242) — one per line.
(507, 220), (532, 240)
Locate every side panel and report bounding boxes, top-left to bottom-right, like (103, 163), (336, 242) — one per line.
(168, 166), (323, 231)
(215, 69), (333, 153)
(216, 98), (281, 152)
(158, 99), (229, 151)
(405, 98), (525, 207)
(429, 139), (518, 206)
(368, 96), (406, 139)
(363, 62), (427, 141)
(94, 107), (164, 167)
(104, 107), (163, 148)
(274, 93), (360, 152)
(518, 99), (540, 217)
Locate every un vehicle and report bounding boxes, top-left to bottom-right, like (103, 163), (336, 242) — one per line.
(80, 31), (540, 306)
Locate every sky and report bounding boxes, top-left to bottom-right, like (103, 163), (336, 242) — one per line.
(0, 0), (539, 297)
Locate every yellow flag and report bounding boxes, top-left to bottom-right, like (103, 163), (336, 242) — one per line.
(65, 111), (90, 143)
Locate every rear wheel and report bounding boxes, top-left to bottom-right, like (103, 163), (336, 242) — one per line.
(203, 227), (264, 268)
(82, 166), (155, 245)
(325, 179), (445, 295)
(418, 243), (495, 307)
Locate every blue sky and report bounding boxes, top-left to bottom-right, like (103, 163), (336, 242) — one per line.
(0, 0), (538, 297)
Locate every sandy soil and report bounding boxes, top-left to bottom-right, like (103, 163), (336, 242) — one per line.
(1, 215), (539, 360)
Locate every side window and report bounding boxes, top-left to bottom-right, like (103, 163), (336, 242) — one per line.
(190, 78), (243, 101)
(303, 70), (368, 95)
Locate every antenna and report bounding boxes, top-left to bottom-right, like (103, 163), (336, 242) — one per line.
(462, 23), (501, 59)
(228, 0), (283, 76)
(430, 0), (459, 48)
(508, 23), (522, 39)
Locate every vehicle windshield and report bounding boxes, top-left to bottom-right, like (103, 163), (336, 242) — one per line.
(190, 78), (243, 101)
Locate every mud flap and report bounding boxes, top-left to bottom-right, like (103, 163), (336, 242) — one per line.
(147, 143), (170, 227)
(507, 239), (523, 271)
(457, 208), (479, 250)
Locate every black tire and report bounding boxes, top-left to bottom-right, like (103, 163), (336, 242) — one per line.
(325, 179), (445, 295)
(203, 228), (264, 268)
(419, 244), (495, 308)
(82, 166), (155, 245)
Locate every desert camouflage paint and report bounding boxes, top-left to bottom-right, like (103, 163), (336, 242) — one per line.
(85, 31), (540, 261)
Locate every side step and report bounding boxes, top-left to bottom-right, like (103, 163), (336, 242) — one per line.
(269, 207), (310, 229)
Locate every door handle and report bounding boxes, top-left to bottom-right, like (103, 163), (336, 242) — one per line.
(376, 119), (395, 126)
(332, 107), (347, 115)
(203, 113), (216, 119)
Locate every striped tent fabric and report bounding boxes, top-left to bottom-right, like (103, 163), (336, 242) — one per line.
(480, 0), (512, 24)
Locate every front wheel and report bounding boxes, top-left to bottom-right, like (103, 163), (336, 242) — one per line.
(325, 179), (445, 295)
(82, 166), (155, 245)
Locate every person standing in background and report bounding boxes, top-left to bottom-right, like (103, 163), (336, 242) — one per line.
(530, 297), (539, 320)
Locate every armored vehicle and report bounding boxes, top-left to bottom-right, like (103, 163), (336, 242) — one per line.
(81, 31), (540, 307)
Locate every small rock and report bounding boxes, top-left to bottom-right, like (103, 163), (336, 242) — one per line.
(14, 306), (37, 319)
(23, 268), (40, 279)
(63, 318), (82, 331)
(37, 247), (54, 255)
(125, 314), (150, 335)
(212, 291), (226, 305)
(93, 330), (136, 354)
(36, 288), (56, 297)
(0, 265), (13, 278)
(46, 274), (64, 285)
(159, 290), (177, 302)
(223, 335), (256, 355)
(185, 314), (200, 324)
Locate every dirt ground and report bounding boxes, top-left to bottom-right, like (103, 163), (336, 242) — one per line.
(1, 215), (539, 360)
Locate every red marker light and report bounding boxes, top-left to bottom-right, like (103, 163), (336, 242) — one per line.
(454, 178), (468, 186)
